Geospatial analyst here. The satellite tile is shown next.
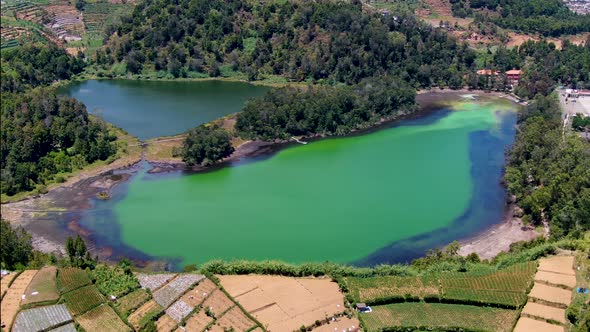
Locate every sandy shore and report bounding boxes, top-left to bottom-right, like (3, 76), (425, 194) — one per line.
(458, 203), (544, 260)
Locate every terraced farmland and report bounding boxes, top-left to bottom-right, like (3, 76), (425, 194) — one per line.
(21, 266), (59, 306)
(115, 288), (150, 316)
(152, 274), (204, 308)
(136, 273), (176, 292)
(62, 285), (104, 316)
(57, 268), (91, 294)
(76, 304), (130, 332)
(12, 304), (72, 332)
(346, 262), (537, 307)
(83, 2), (132, 36)
(361, 302), (519, 332)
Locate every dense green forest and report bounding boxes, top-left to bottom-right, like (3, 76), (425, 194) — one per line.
(236, 76), (415, 139)
(1, 44), (85, 93)
(0, 89), (116, 195)
(98, 0), (474, 87)
(450, 0), (590, 36)
(504, 95), (590, 237)
(572, 114), (590, 132)
(181, 125), (234, 165)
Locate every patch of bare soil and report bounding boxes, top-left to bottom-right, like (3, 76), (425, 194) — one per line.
(522, 302), (566, 325)
(218, 275), (346, 332)
(529, 283), (572, 307)
(538, 256), (575, 275)
(513, 317), (564, 332)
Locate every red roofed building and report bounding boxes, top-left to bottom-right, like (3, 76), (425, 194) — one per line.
(506, 69), (522, 86)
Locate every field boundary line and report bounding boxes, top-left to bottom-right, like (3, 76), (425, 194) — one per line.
(249, 302), (277, 314)
(537, 269), (576, 276)
(234, 286), (259, 298)
(528, 297), (568, 309)
(520, 313), (566, 326)
(533, 279), (575, 290)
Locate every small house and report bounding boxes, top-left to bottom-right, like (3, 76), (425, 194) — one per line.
(356, 303), (371, 312)
(506, 69), (522, 85)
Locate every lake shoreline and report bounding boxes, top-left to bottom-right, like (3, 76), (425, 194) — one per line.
(1, 89), (529, 266)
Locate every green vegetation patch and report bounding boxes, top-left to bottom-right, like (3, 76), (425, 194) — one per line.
(57, 268), (92, 294)
(89, 264), (140, 298)
(346, 262), (537, 307)
(361, 302), (519, 332)
(115, 288), (150, 316)
(62, 285), (105, 316)
(22, 266), (59, 306)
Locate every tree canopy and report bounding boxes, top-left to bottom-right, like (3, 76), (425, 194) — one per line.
(181, 125), (234, 166)
(1, 89), (116, 195)
(0, 219), (33, 270)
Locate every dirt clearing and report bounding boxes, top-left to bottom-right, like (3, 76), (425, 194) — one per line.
(522, 302), (566, 324)
(538, 256), (575, 275)
(529, 283), (572, 307)
(0, 270), (38, 330)
(218, 275), (345, 332)
(513, 317), (564, 332)
(1, 273), (18, 299)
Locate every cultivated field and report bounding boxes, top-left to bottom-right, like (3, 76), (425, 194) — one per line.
(1, 272), (18, 299)
(521, 302), (566, 324)
(311, 317), (360, 332)
(76, 304), (130, 332)
(136, 273), (176, 292)
(182, 310), (214, 332)
(153, 274), (204, 308)
(529, 283), (572, 307)
(50, 323), (77, 332)
(116, 288), (150, 315)
(538, 256), (575, 275)
(62, 285), (105, 316)
(0, 270), (38, 330)
(219, 275), (345, 332)
(215, 306), (257, 331)
(513, 317), (565, 332)
(21, 266), (59, 305)
(535, 270), (576, 289)
(128, 299), (163, 330)
(185, 278), (217, 305)
(346, 262), (536, 307)
(166, 300), (193, 322)
(156, 314), (177, 332)
(361, 302), (518, 332)
(57, 268), (91, 294)
(202, 289), (234, 318)
(12, 304), (72, 332)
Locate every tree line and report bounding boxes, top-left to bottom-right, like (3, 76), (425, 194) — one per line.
(1, 89), (116, 196)
(450, 0), (590, 36)
(98, 0), (475, 87)
(181, 76), (416, 164)
(504, 94), (590, 237)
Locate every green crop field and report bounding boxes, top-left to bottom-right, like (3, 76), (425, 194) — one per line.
(345, 262), (537, 307)
(22, 266), (60, 306)
(62, 285), (105, 316)
(361, 302), (519, 332)
(58, 268), (92, 294)
(115, 288), (150, 316)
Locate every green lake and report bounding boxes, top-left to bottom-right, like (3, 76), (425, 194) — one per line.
(60, 79), (269, 140)
(74, 94), (517, 267)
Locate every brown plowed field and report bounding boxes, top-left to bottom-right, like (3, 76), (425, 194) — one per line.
(535, 271), (576, 289)
(218, 275), (345, 332)
(156, 314), (177, 332)
(522, 302), (566, 324)
(201, 290), (234, 318)
(182, 278), (217, 307)
(0, 270), (38, 330)
(538, 256), (575, 275)
(216, 306), (256, 331)
(513, 317), (564, 332)
(529, 283), (572, 307)
(181, 310), (213, 332)
(311, 317), (360, 332)
(1, 273), (18, 299)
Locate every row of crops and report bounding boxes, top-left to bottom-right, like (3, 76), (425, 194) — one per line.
(361, 302), (519, 332)
(345, 261), (537, 307)
(83, 3), (132, 36)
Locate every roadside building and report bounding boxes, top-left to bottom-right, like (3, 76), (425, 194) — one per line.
(506, 70), (522, 86)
